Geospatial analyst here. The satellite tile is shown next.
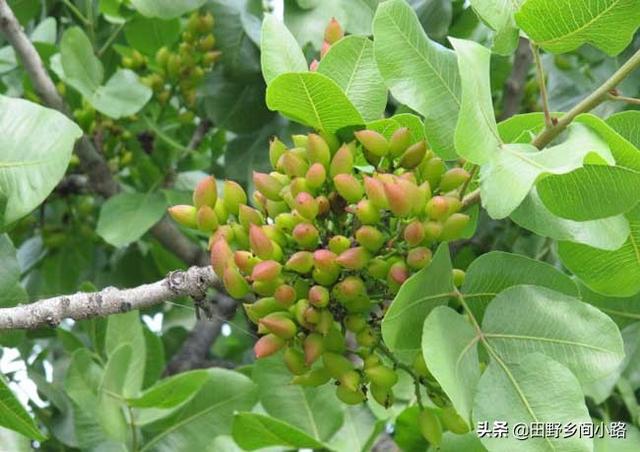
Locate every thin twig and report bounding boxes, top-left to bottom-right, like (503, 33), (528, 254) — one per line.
(607, 93), (640, 106)
(499, 37), (533, 121)
(97, 22), (124, 57)
(462, 188), (481, 209)
(531, 43), (553, 128)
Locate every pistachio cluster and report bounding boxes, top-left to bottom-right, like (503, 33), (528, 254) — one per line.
(169, 125), (471, 412)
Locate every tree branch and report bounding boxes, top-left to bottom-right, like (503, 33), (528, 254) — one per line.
(0, 267), (218, 330)
(499, 37), (532, 121)
(0, 0), (206, 265)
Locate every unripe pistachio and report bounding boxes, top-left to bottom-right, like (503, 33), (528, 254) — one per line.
(198, 34), (216, 51)
(370, 383), (394, 408)
(231, 223), (250, 249)
(413, 354), (430, 378)
(222, 180), (247, 216)
(336, 385), (366, 405)
(324, 326), (347, 353)
(364, 176), (389, 209)
(423, 221), (443, 242)
(275, 212), (298, 232)
(253, 191), (267, 213)
(354, 130), (389, 157)
(168, 205), (198, 229)
(203, 50), (221, 66)
(316, 195), (330, 217)
(356, 326), (377, 347)
(309, 59), (319, 71)
(223, 264), (250, 298)
(398, 140), (427, 169)
(345, 314), (367, 333)
(383, 181), (412, 217)
(251, 260), (282, 282)
(407, 247), (433, 270)
(289, 177), (311, 197)
(269, 137), (287, 169)
(294, 192), (319, 220)
(388, 261), (409, 286)
(426, 196), (450, 220)
(313, 249), (338, 272)
(249, 224), (274, 260)
(315, 309), (334, 335)
(155, 46), (170, 67)
(367, 257), (390, 280)
(445, 196), (463, 215)
(329, 144), (354, 177)
(439, 168), (470, 192)
(418, 409), (443, 446)
(333, 276), (366, 303)
(304, 306), (321, 324)
(306, 163), (327, 190)
(308, 285), (330, 308)
(253, 171), (283, 201)
(322, 352), (353, 379)
(193, 176), (217, 208)
(247, 297), (286, 322)
(304, 333), (324, 365)
(324, 17), (344, 44)
(356, 226), (385, 252)
(283, 347), (308, 375)
(211, 224), (233, 246)
(234, 251), (258, 274)
(353, 199), (380, 225)
(262, 224), (286, 247)
(389, 127), (411, 157)
(238, 204), (264, 228)
(211, 239), (233, 277)
(441, 406), (470, 434)
(196, 206), (219, 232)
(321, 40), (331, 58)
(441, 213), (470, 241)
(292, 134), (308, 148)
(214, 198), (229, 223)
(266, 200), (289, 218)
(291, 367), (330, 386)
(286, 251), (314, 274)
(277, 151), (308, 178)
(292, 299), (311, 327)
(328, 235), (351, 254)
(259, 312), (297, 339)
(363, 148), (381, 167)
(274, 284), (297, 307)
(363, 354), (381, 369)
(336, 247), (371, 270)
(421, 157), (446, 189)
(365, 365), (398, 389)
(306, 133), (331, 168)
(254, 333), (285, 358)
(312, 267), (340, 286)
(404, 220), (426, 247)
(333, 174), (364, 204)
(452, 269), (466, 288)
(292, 223), (319, 249)
(340, 370), (361, 392)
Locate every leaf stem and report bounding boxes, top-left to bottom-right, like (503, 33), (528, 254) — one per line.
(532, 47), (640, 149)
(376, 341), (424, 408)
(607, 93), (640, 105)
(61, 0), (90, 25)
(128, 405), (138, 452)
(531, 43), (553, 129)
(97, 23), (125, 58)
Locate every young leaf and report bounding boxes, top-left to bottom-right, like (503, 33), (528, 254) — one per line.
(97, 192), (167, 248)
(260, 14), (308, 84)
(128, 370), (210, 408)
(537, 165), (640, 221)
(0, 375), (46, 441)
(123, 16), (181, 56)
(105, 311), (147, 397)
(266, 72), (364, 133)
(329, 406), (384, 452)
(318, 36), (387, 121)
(88, 69), (153, 119)
(559, 205), (640, 297)
(607, 110), (640, 150)
(482, 285), (624, 384)
(515, 0), (640, 56)
(451, 37), (501, 165)
(382, 243), (453, 356)
(462, 251), (579, 321)
(0, 235), (27, 308)
(422, 306), (480, 423)
(469, 0), (523, 55)
(373, 0), (460, 159)
(0, 96), (82, 227)
(60, 26), (103, 95)
(231, 413), (328, 450)
(130, 0), (206, 19)
(474, 353), (591, 452)
(576, 114), (640, 172)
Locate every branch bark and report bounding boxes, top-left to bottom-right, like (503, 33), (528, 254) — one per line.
(499, 37), (532, 121)
(0, 266), (218, 330)
(0, 0), (207, 265)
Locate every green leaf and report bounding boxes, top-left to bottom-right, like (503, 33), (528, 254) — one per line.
(252, 355), (344, 441)
(367, 113), (425, 143)
(105, 311), (146, 397)
(283, 0), (346, 50)
(559, 205), (640, 297)
(469, 0), (524, 55)
(580, 283), (640, 329)
(231, 413), (327, 450)
(97, 192), (167, 248)
(515, 0), (640, 56)
(537, 165), (640, 221)
(60, 26), (103, 94)
(422, 306), (480, 423)
(0, 375), (46, 441)
(342, 0), (380, 35)
(607, 111), (640, 150)
(128, 370), (210, 408)
(260, 14), (308, 84)
(318, 36), (387, 121)
(130, 0), (206, 19)
(0, 235), (27, 308)
(141, 369), (258, 451)
(124, 15), (180, 56)
(575, 114), (640, 172)
(373, 0), (460, 159)
(266, 72), (364, 133)
(511, 189), (631, 251)
(440, 432), (487, 452)
(483, 285), (624, 384)
(594, 423), (640, 452)
(474, 353), (591, 452)
(0, 96), (82, 227)
(382, 243), (453, 356)
(497, 112), (546, 143)
(89, 69), (153, 119)
(462, 252), (578, 321)
(328, 406), (383, 452)
(451, 38), (500, 165)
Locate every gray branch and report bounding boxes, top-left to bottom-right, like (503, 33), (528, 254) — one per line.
(0, 267), (219, 330)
